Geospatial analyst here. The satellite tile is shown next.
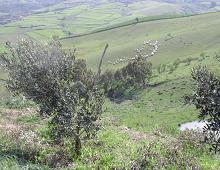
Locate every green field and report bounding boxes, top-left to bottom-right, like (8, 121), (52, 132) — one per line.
(60, 12), (220, 70)
(0, 0), (219, 43)
(0, 0), (182, 41)
(0, 9), (220, 169)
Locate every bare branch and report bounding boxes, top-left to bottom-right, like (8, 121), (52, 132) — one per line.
(97, 44), (109, 77)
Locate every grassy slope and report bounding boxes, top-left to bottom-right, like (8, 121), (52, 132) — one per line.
(0, 12), (220, 169)
(0, 0), (195, 42)
(61, 12), (220, 70)
(0, 0), (220, 44)
(1, 56), (220, 169)
(64, 12), (220, 168)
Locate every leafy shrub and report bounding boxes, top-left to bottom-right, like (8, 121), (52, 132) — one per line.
(168, 64), (176, 74)
(99, 70), (114, 94)
(173, 58), (181, 68)
(185, 65), (220, 153)
(167, 58), (181, 74)
(0, 39), (104, 157)
(124, 57), (152, 87)
(98, 61), (152, 102)
(101, 58), (152, 102)
(157, 64), (166, 74)
(130, 132), (203, 169)
(182, 57), (196, 66)
(215, 51), (220, 62)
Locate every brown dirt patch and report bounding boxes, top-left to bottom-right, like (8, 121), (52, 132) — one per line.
(0, 108), (37, 134)
(119, 126), (157, 142)
(0, 108), (34, 121)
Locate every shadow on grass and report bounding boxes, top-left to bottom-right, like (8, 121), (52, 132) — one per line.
(147, 80), (170, 88)
(107, 80), (169, 104)
(0, 152), (48, 170)
(107, 87), (141, 104)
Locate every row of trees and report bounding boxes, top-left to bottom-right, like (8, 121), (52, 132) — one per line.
(99, 57), (152, 101)
(101, 40), (159, 101)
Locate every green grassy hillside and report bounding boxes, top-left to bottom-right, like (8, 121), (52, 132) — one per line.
(1, 12), (220, 99)
(1, 0), (220, 43)
(0, 10), (220, 169)
(61, 12), (220, 70)
(0, 0), (181, 42)
(0, 48), (220, 169)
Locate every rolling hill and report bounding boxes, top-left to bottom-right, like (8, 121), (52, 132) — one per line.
(60, 12), (220, 70)
(0, 2), (220, 169)
(0, 0), (220, 44)
(1, 11), (220, 103)
(0, 0), (62, 24)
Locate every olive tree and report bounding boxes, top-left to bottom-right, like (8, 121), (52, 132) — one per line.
(124, 57), (152, 87)
(185, 65), (220, 153)
(98, 70), (114, 94)
(0, 39), (104, 156)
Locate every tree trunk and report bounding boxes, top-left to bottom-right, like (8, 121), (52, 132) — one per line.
(142, 78), (146, 88)
(75, 134), (81, 156)
(75, 120), (82, 157)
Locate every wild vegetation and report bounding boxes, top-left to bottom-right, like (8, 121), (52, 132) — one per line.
(99, 40), (158, 101)
(185, 65), (220, 153)
(0, 37), (219, 169)
(0, 39), (106, 159)
(0, 2), (220, 169)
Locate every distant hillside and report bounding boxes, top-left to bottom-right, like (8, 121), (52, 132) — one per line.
(0, 0), (219, 39)
(60, 12), (220, 70)
(0, 0), (62, 24)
